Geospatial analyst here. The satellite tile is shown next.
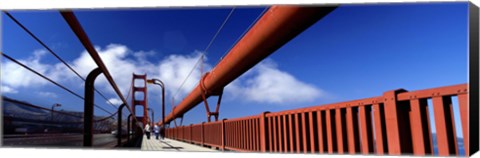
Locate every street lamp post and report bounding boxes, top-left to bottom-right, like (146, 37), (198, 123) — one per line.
(148, 108), (154, 126)
(146, 79), (165, 128)
(51, 103), (62, 121)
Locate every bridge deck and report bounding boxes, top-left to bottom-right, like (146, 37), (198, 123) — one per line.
(140, 135), (217, 152)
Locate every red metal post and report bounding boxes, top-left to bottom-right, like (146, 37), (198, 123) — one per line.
(273, 116), (278, 152)
(201, 122), (205, 146)
(279, 116), (283, 152)
(268, 117), (272, 152)
(432, 96), (458, 156)
(248, 119), (251, 151)
(458, 93), (469, 155)
(240, 120), (246, 150)
(250, 118), (258, 152)
(351, 107), (361, 153)
(221, 120), (226, 150)
(239, 121), (242, 149)
(409, 99), (432, 155)
(295, 113), (301, 153)
(326, 110), (333, 154)
(359, 106), (374, 154)
(302, 112), (308, 153)
(346, 107), (355, 154)
(259, 112), (268, 152)
(283, 114), (289, 152)
(309, 111), (316, 153)
(373, 103), (386, 155)
(335, 108), (344, 154)
(317, 111), (325, 153)
(288, 114), (294, 153)
(382, 89), (405, 155)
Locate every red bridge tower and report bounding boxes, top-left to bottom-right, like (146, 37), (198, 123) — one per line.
(131, 73), (149, 126)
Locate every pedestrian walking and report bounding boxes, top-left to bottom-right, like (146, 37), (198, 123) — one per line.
(145, 123), (151, 139)
(153, 124), (160, 140)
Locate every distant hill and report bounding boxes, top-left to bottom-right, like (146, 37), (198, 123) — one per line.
(2, 96), (115, 134)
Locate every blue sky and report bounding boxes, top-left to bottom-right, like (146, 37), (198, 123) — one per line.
(2, 2), (468, 140)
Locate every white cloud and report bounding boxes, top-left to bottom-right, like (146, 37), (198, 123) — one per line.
(67, 44), (207, 101)
(2, 50), (53, 88)
(153, 51), (209, 99)
(37, 91), (58, 98)
(107, 98), (123, 106)
(2, 44), (208, 103)
(225, 60), (324, 105)
(2, 85), (18, 94)
(2, 44), (322, 106)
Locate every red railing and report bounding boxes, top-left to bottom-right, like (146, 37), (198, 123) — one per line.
(165, 83), (469, 156)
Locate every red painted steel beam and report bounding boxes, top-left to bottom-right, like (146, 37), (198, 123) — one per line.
(160, 6), (337, 125)
(60, 12), (137, 122)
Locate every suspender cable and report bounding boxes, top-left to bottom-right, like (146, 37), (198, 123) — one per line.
(171, 7), (235, 105)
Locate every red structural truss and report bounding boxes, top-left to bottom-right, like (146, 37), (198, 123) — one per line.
(132, 74), (149, 126)
(165, 83), (469, 156)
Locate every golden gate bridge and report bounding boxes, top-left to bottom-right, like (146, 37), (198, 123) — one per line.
(1, 5), (478, 157)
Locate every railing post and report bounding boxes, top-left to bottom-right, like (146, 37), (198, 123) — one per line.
(432, 96), (458, 156)
(382, 89), (408, 155)
(201, 122), (205, 147)
(259, 111), (269, 152)
(118, 104), (126, 146)
(84, 67), (102, 147)
(190, 124), (193, 144)
(222, 119), (226, 151)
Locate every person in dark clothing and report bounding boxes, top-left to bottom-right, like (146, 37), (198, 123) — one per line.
(160, 126), (165, 140)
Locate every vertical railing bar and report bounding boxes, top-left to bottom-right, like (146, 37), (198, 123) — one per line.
(317, 110), (324, 153)
(284, 114), (289, 152)
(336, 108), (344, 154)
(458, 93), (469, 155)
(295, 113), (301, 153)
(309, 111), (316, 153)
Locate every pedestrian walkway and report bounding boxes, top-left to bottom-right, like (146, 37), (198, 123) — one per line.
(140, 135), (217, 152)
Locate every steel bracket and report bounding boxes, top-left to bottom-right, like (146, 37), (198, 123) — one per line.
(200, 72), (224, 122)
